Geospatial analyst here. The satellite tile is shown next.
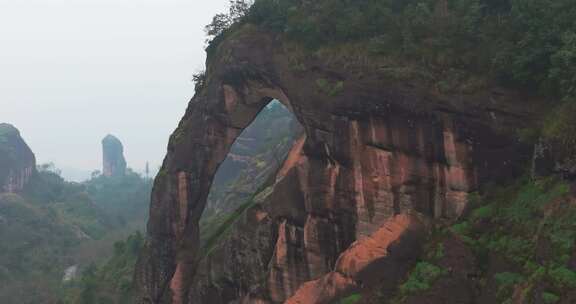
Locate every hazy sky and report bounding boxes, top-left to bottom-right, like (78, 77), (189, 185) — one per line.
(0, 0), (228, 180)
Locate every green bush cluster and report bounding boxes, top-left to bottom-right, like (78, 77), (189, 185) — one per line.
(62, 232), (144, 304)
(84, 169), (153, 223)
(445, 177), (574, 302)
(494, 272), (525, 294)
(399, 262), (446, 295)
(316, 78), (344, 96)
(0, 194), (78, 280)
(542, 291), (560, 304)
(339, 293), (362, 304)
(549, 266), (576, 289)
(386, 239), (447, 302)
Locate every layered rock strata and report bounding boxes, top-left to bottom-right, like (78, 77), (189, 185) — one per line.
(136, 27), (540, 304)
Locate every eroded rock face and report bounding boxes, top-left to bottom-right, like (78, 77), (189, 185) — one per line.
(102, 134), (126, 177)
(0, 123), (35, 193)
(285, 214), (426, 304)
(135, 28), (540, 304)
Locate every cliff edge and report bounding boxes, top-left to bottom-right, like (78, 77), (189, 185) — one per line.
(134, 23), (548, 303)
(0, 123), (35, 193)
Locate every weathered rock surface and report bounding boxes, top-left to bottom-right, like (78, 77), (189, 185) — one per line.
(285, 214), (426, 304)
(0, 123), (35, 193)
(135, 27), (542, 304)
(102, 134), (126, 177)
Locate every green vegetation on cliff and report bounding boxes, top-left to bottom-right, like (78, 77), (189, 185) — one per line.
(458, 178), (575, 302)
(387, 177), (575, 303)
(399, 261), (447, 295)
(209, 0), (576, 102)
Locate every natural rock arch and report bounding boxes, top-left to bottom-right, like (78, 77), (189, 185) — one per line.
(138, 72), (302, 303)
(202, 98), (300, 219)
(136, 27), (538, 304)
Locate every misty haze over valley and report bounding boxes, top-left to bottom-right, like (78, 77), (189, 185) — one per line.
(2, 1), (576, 304)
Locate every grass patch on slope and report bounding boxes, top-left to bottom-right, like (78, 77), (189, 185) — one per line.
(448, 177), (573, 302)
(339, 293), (362, 304)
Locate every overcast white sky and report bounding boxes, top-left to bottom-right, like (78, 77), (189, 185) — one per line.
(0, 0), (228, 180)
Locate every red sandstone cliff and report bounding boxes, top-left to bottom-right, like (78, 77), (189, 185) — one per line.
(0, 123), (35, 193)
(135, 27), (543, 304)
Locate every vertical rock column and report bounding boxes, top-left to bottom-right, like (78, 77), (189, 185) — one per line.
(102, 134), (127, 177)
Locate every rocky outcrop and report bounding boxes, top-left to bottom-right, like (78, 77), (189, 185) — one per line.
(0, 123), (35, 193)
(135, 27), (542, 304)
(102, 134), (126, 177)
(285, 214), (426, 304)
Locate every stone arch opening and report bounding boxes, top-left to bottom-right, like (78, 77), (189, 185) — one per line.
(199, 98), (302, 246)
(143, 81), (316, 304)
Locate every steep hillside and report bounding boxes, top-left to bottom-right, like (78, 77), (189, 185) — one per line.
(371, 178), (576, 304)
(0, 191), (79, 303)
(0, 165), (133, 303)
(0, 125), (153, 303)
(61, 232), (145, 304)
(136, 1), (576, 303)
